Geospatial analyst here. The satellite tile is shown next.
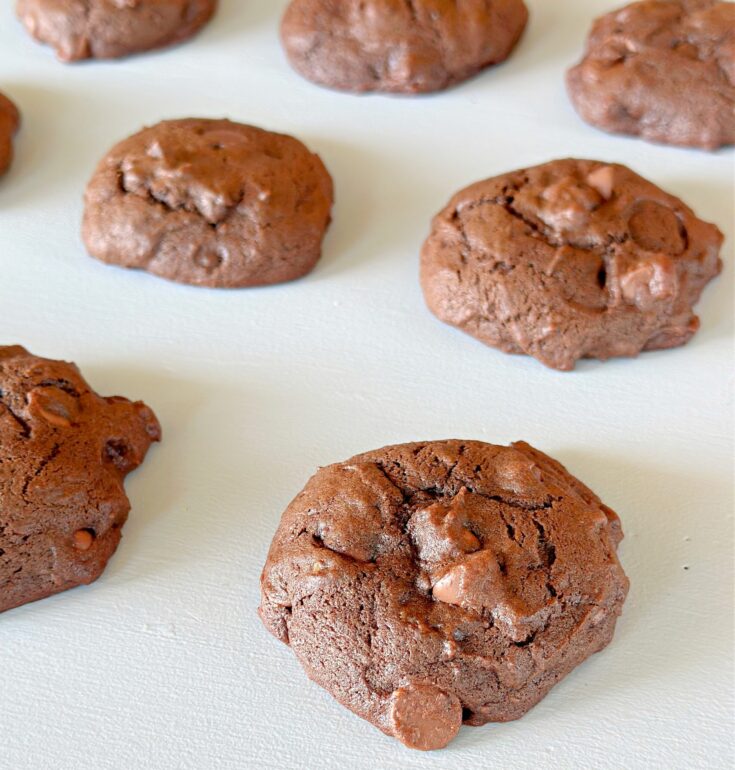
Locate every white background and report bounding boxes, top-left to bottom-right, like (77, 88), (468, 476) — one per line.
(1, 1), (733, 768)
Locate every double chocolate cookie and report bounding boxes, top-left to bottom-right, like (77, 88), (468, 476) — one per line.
(281, 0), (529, 94)
(82, 119), (334, 288)
(420, 159), (723, 371)
(567, 0), (735, 150)
(0, 92), (20, 177)
(0, 345), (160, 614)
(17, 0), (217, 62)
(260, 440), (629, 750)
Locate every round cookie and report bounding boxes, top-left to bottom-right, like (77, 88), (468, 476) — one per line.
(420, 159), (723, 371)
(566, 0), (735, 150)
(82, 119), (334, 288)
(16, 0), (217, 62)
(281, 0), (529, 95)
(259, 440), (629, 750)
(0, 91), (20, 177)
(0, 345), (160, 614)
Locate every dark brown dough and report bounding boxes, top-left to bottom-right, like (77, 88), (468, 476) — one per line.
(0, 345), (160, 614)
(0, 91), (20, 177)
(16, 0), (217, 62)
(82, 119), (334, 288)
(420, 159), (723, 371)
(259, 439), (629, 750)
(566, 0), (735, 150)
(281, 0), (529, 94)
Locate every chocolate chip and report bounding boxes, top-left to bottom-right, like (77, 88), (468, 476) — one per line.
(73, 529), (95, 551)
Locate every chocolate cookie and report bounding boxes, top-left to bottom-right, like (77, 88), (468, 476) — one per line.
(0, 345), (160, 614)
(16, 0), (217, 62)
(82, 119), (334, 288)
(281, 0), (529, 94)
(0, 91), (20, 177)
(259, 440), (629, 750)
(566, 0), (735, 150)
(420, 159), (723, 371)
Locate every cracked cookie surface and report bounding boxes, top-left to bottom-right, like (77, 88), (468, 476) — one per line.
(281, 0), (529, 94)
(567, 0), (735, 150)
(0, 345), (160, 614)
(259, 440), (629, 750)
(420, 158), (723, 371)
(16, 0), (217, 62)
(82, 118), (334, 288)
(0, 91), (20, 177)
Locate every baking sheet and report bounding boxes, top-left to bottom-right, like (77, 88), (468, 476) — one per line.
(0, 1), (733, 768)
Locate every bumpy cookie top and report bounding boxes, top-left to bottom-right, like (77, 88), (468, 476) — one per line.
(281, 0), (529, 94)
(82, 119), (334, 288)
(16, 0), (217, 62)
(260, 440), (629, 749)
(420, 158), (723, 370)
(0, 345), (160, 611)
(0, 91), (20, 176)
(567, 0), (735, 149)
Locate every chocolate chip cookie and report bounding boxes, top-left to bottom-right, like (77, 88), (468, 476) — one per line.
(259, 440), (629, 750)
(16, 0), (217, 62)
(0, 91), (20, 177)
(567, 0), (735, 150)
(420, 159), (723, 371)
(281, 0), (529, 94)
(82, 119), (334, 288)
(0, 345), (160, 614)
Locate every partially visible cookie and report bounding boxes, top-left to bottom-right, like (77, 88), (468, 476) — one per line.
(16, 0), (217, 62)
(0, 91), (20, 177)
(260, 439), (629, 750)
(82, 118), (334, 288)
(0, 345), (160, 614)
(567, 0), (735, 150)
(420, 159), (723, 371)
(281, 0), (529, 94)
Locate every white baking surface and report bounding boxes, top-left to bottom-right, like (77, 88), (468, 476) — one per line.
(0, 1), (733, 768)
